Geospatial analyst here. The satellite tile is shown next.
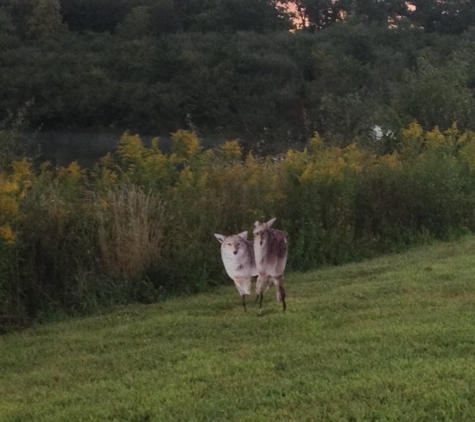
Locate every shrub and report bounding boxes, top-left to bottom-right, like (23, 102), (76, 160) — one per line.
(4, 124), (475, 329)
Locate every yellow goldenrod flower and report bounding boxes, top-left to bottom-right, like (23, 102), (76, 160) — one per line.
(308, 132), (323, 153)
(219, 141), (241, 160)
(378, 152), (401, 171)
(66, 161), (82, 176)
(401, 121), (424, 158)
(117, 132), (145, 162)
(176, 166), (194, 188)
(0, 225), (15, 245)
(0, 180), (19, 195)
(11, 159), (32, 183)
(0, 197), (19, 215)
(100, 168), (119, 186)
(171, 130), (200, 160)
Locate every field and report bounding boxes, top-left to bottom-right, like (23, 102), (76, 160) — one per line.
(2, 237), (475, 421)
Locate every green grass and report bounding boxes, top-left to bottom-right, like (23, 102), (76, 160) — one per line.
(3, 237), (475, 421)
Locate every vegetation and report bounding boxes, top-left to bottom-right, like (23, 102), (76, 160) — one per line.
(3, 0), (475, 329)
(3, 237), (475, 421)
(1, 1), (475, 146)
(2, 122), (475, 328)
(3, 8), (475, 420)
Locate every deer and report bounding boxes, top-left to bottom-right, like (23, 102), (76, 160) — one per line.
(253, 218), (288, 314)
(214, 231), (257, 312)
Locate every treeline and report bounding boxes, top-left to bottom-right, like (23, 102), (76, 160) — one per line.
(4, 0), (475, 37)
(1, 1), (475, 150)
(2, 123), (475, 330)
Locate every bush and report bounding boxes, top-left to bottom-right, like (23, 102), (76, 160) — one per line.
(3, 123), (475, 329)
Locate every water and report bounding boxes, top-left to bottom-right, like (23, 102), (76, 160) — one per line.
(30, 130), (172, 168)
(28, 129), (289, 168)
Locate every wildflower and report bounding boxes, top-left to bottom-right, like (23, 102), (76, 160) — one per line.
(0, 225), (15, 245)
(117, 132), (145, 162)
(401, 121), (424, 158)
(65, 161), (82, 177)
(219, 141), (241, 161)
(99, 168), (119, 186)
(0, 197), (19, 215)
(58, 161), (84, 181)
(176, 166), (194, 189)
(308, 132), (323, 154)
(0, 180), (19, 195)
(378, 152), (401, 171)
(11, 159), (32, 183)
(171, 130), (200, 160)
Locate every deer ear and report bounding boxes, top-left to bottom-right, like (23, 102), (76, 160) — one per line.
(254, 221), (260, 227)
(238, 231), (248, 240)
(214, 234), (225, 243)
(267, 217), (276, 227)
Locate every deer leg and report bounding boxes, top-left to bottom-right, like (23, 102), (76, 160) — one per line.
(280, 286), (286, 313)
(256, 273), (267, 315)
(242, 294), (247, 312)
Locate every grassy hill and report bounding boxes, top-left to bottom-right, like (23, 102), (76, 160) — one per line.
(2, 237), (475, 421)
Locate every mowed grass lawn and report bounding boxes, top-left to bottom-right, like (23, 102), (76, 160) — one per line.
(3, 238), (475, 422)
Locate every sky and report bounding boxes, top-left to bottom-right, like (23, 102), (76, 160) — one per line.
(282, 1), (416, 30)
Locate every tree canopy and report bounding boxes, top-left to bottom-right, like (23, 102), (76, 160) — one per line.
(1, 0), (475, 150)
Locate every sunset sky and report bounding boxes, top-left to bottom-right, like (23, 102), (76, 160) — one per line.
(281, 1), (416, 30)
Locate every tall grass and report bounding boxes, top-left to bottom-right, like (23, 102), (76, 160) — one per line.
(95, 186), (165, 279)
(2, 123), (475, 329)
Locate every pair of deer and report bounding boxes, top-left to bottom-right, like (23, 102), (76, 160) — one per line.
(214, 218), (288, 314)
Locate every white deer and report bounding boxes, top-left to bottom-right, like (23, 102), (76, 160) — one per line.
(214, 231), (257, 312)
(253, 218), (288, 314)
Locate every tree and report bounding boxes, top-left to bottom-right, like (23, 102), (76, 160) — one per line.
(342, 0), (408, 24)
(0, 7), (16, 37)
(409, 0), (475, 34)
(3, 0), (36, 37)
(394, 57), (475, 130)
(27, 0), (64, 39)
(216, 0), (292, 32)
(289, 0), (412, 30)
(149, 0), (182, 35)
(117, 6), (154, 39)
(60, 0), (130, 33)
(171, 0), (292, 33)
(290, 0), (345, 31)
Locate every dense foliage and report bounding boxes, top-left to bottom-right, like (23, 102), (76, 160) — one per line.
(3, 1), (475, 330)
(2, 123), (475, 329)
(1, 1), (475, 148)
